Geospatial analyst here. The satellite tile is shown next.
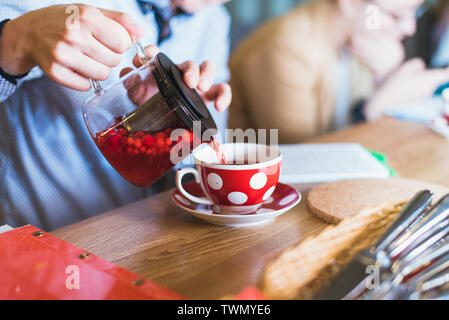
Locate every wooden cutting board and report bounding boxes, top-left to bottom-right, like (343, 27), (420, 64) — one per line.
(307, 178), (449, 224)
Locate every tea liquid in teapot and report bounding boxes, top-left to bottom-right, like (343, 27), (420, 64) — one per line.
(84, 53), (218, 188)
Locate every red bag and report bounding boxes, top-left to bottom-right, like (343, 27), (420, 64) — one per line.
(0, 225), (184, 300)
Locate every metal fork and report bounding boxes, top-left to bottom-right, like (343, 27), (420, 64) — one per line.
(342, 190), (434, 299)
(358, 195), (449, 300)
(362, 237), (449, 300)
(346, 193), (449, 300)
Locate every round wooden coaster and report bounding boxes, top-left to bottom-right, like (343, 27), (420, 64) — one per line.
(307, 178), (449, 224)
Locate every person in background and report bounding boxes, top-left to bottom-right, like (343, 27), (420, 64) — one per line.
(406, 0), (449, 68)
(228, 0), (449, 143)
(432, 0), (449, 67)
(0, 0), (232, 230)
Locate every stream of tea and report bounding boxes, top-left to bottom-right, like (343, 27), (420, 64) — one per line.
(210, 136), (226, 165)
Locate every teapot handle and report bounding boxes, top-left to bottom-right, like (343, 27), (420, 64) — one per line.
(90, 37), (149, 95)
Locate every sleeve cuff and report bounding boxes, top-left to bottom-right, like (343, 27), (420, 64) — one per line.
(0, 66), (28, 85)
(0, 76), (17, 98)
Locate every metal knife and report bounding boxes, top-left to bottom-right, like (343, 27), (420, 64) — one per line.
(362, 234), (449, 300)
(315, 190), (434, 300)
(320, 192), (449, 300)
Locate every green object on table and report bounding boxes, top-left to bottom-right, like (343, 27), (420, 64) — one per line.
(368, 150), (398, 177)
(435, 82), (449, 96)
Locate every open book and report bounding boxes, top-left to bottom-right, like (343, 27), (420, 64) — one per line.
(278, 143), (391, 184)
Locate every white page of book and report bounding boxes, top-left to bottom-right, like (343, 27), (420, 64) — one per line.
(278, 143), (391, 184)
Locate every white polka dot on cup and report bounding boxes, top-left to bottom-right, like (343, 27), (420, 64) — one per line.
(228, 192), (248, 205)
(263, 186), (276, 201)
(250, 172), (268, 190)
(207, 173), (223, 190)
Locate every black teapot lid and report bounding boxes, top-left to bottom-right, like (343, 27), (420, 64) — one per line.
(153, 53), (217, 137)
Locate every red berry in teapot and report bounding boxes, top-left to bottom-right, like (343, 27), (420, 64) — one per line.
(95, 123), (196, 188)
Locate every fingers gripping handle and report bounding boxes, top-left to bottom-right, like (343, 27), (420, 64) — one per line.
(91, 37), (149, 95)
(175, 167), (213, 205)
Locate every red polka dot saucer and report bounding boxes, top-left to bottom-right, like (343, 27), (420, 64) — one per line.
(172, 182), (301, 227)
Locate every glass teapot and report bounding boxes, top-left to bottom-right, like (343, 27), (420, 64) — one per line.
(82, 40), (218, 188)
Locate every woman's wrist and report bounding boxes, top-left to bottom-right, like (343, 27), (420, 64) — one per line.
(0, 17), (34, 77)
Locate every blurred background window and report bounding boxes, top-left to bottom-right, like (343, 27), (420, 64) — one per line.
(225, 0), (310, 49)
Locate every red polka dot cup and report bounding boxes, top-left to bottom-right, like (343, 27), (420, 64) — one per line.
(175, 143), (282, 215)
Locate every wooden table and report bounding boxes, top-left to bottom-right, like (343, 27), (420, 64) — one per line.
(52, 118), (449, 299)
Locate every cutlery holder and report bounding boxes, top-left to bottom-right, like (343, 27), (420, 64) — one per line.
(262, 201), (406, 300)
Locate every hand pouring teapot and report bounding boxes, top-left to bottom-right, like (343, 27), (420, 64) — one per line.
(82, 39), (218, 187)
